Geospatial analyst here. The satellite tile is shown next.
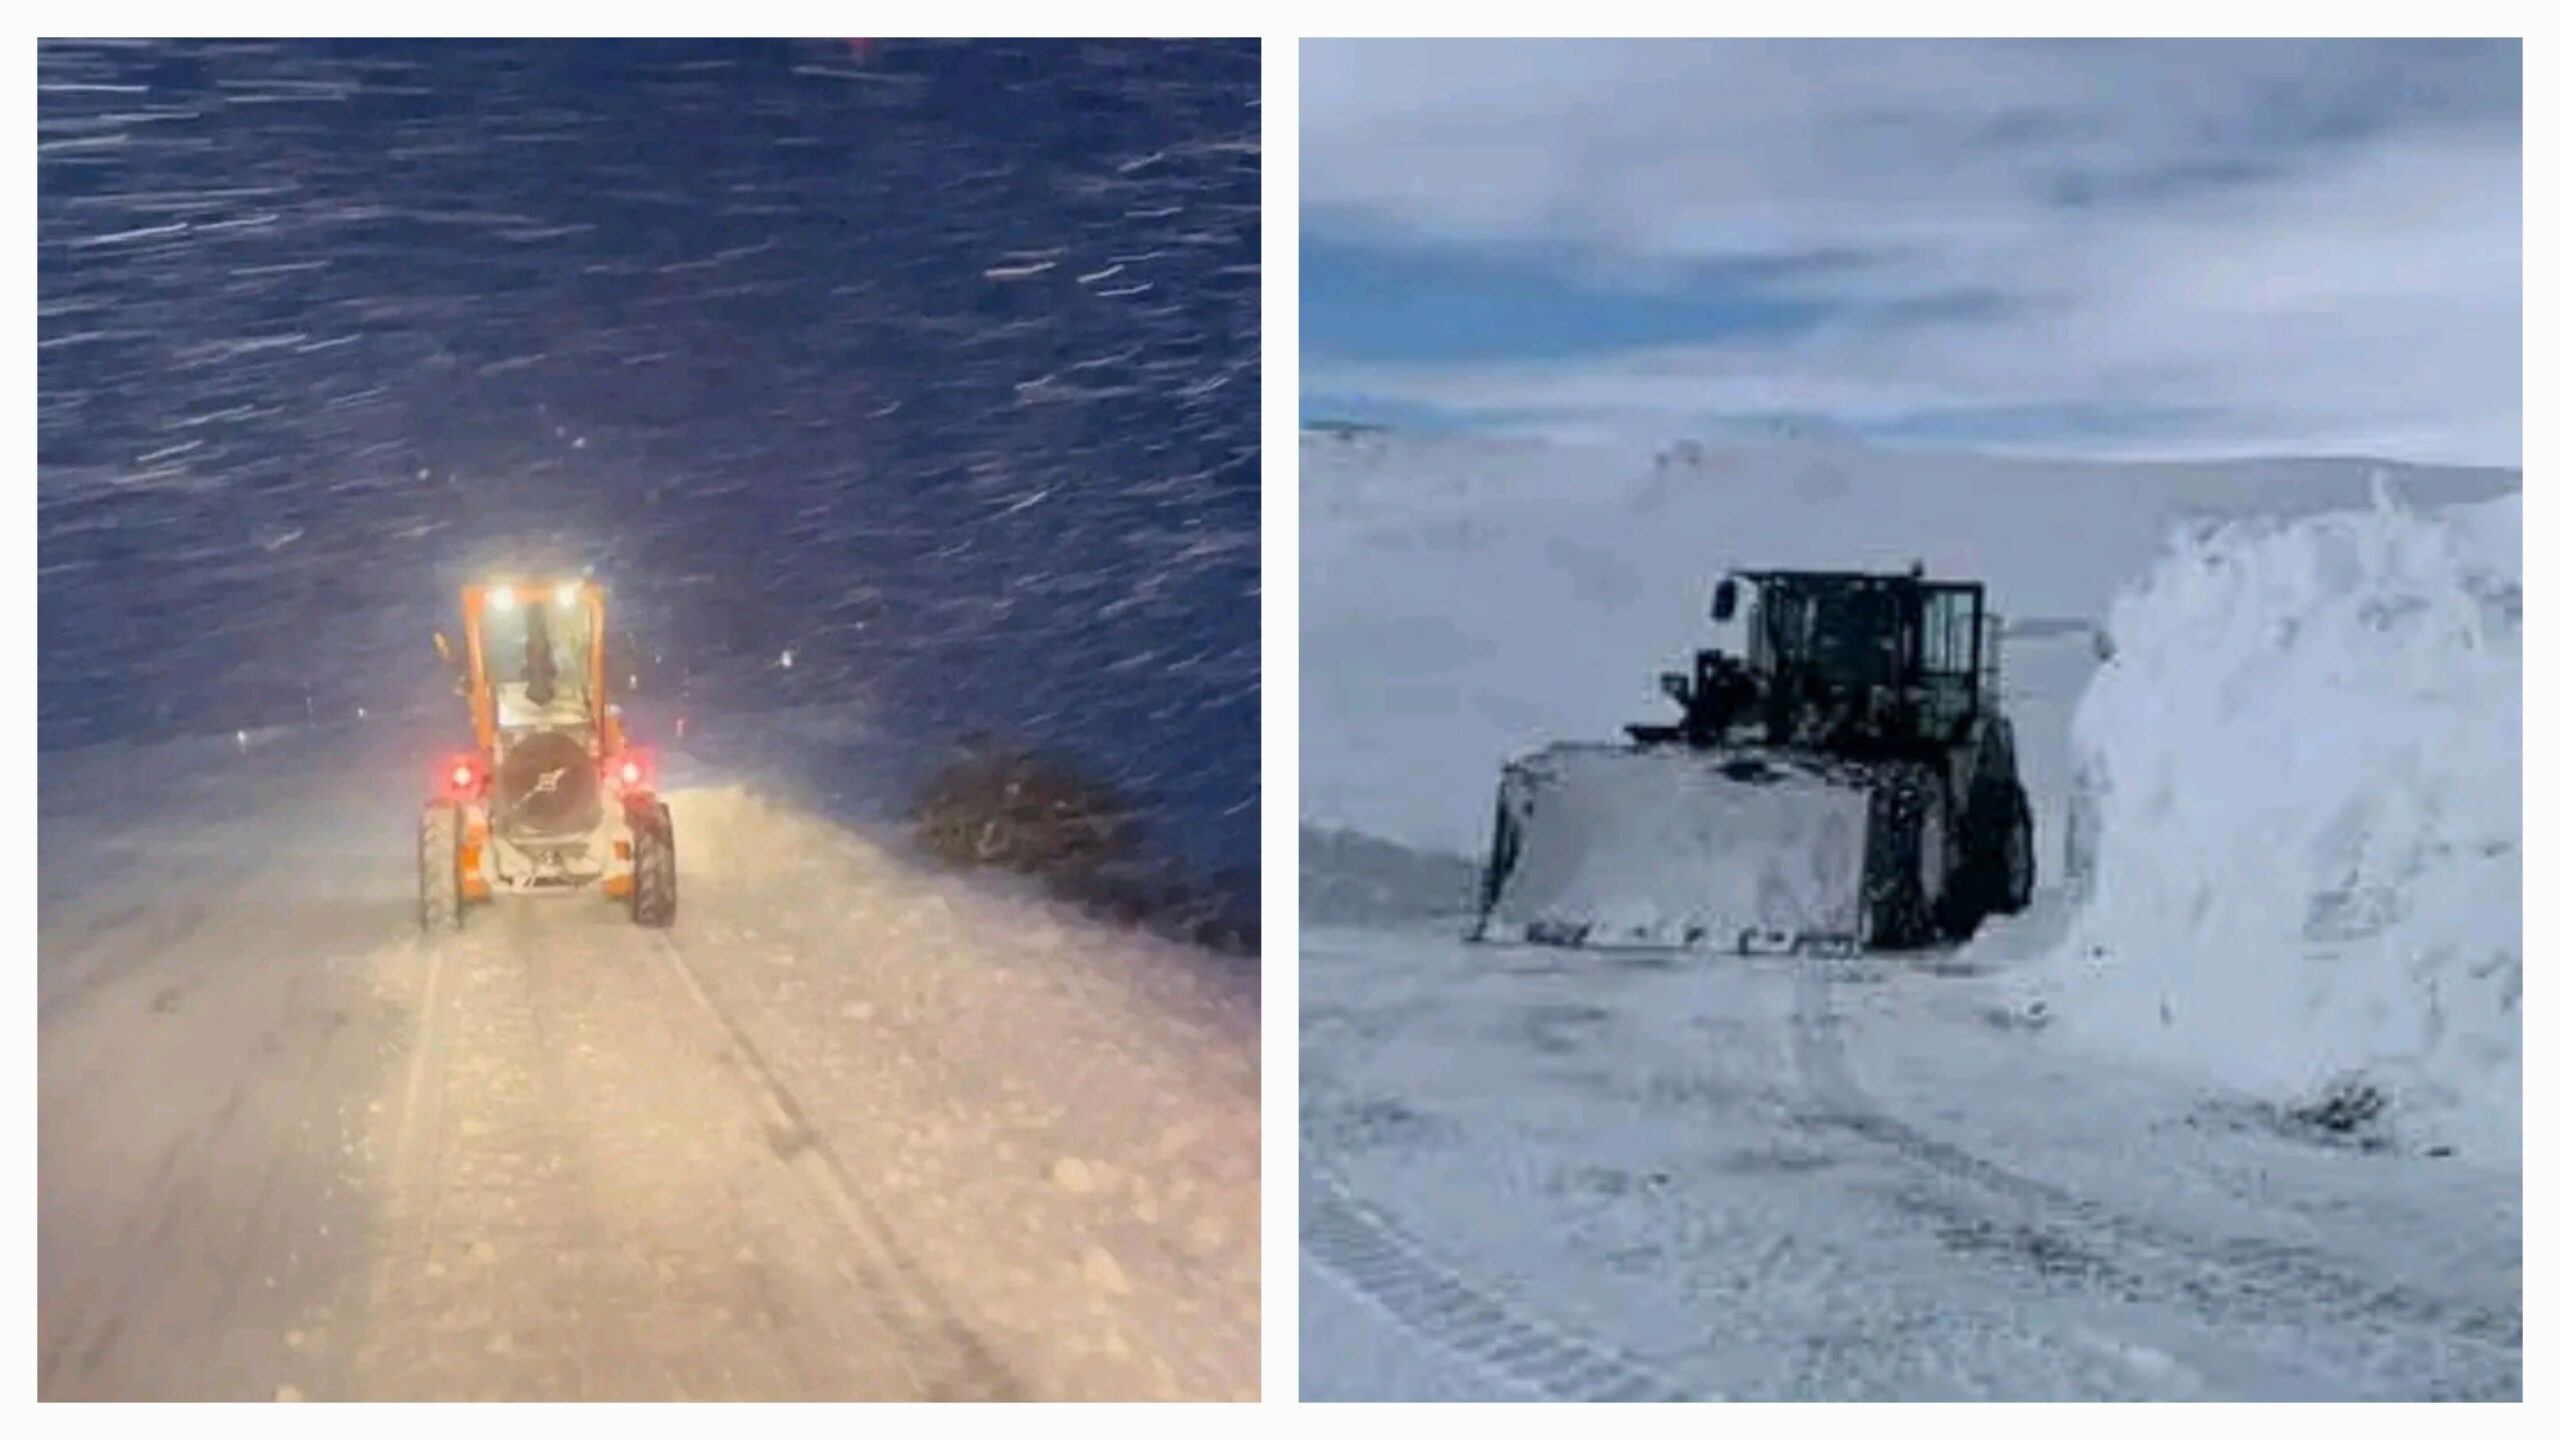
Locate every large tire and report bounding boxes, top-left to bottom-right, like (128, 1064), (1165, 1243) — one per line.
(1938, 779), (2036, 940)
(1998, 785), (2035, 913)
(1477, 793), (1523, 921)
(1859, 764), (1944, 950)
(629, 800), (677, 928)
(419, 802), (462, 933)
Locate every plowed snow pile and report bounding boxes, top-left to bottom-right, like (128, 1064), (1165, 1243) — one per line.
(2045, 489), (2521, 1159)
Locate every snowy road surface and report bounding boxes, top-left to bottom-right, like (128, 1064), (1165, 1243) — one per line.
(39, 723), (1258, 1401)
(1299, 918), (2519, 1401)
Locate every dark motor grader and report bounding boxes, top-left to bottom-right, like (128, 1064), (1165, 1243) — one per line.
(1475, 567), (2034, 953)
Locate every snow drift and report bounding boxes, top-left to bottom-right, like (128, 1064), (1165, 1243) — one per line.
(2043, 489), (2521, 1159)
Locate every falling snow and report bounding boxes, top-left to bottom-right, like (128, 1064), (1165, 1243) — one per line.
(38, 39), (1261, 926)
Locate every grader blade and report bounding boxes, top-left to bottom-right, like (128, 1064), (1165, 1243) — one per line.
(1473, 744), (1872, 953)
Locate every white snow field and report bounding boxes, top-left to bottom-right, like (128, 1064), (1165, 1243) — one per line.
(39, 717), (1258, 1401)
(1298, 428), (2519, 1400)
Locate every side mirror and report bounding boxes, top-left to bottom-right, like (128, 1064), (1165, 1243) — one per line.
(1710, 579), (1738, 623)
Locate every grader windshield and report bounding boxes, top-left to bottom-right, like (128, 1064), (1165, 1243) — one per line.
(1731, 570), (1990, 747)
(1743, 574), (1982, 686)
(479, 585), (597, 731)
(1749, 579), (1898, 687)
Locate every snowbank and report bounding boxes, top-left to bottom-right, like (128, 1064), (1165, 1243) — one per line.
(2042, 488), (2521, 1159)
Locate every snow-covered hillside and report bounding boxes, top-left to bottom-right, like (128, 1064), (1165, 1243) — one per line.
(2036, 493), (2522, 1159)
(1301, 428), (2519, 885)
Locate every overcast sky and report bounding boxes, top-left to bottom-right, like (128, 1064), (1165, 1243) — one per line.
(1302, 39), (2520, 466)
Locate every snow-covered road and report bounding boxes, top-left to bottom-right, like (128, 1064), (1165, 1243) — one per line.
(39, 722), (1259, 1401)
(1299, 917), (2519, 1401)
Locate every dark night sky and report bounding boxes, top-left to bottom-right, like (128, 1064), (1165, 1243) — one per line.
(38, 39), (1260, 883)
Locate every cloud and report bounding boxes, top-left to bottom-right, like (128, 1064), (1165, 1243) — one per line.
(1301, 40), (2521, 464)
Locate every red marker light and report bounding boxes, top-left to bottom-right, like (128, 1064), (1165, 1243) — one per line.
(451, 763), (474, 789)
(614, 748), (653, 789)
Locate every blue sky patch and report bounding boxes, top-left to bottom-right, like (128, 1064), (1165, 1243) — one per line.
(1302, 237), (1831, 366)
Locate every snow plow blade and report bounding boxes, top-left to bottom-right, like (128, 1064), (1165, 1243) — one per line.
(1472, 744), (1872, 953)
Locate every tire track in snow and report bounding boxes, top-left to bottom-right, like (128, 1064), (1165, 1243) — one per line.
(1300, 1160), (1695, 1402)
(361, 920), (616, 1397)
(40, 833), (394, 1400)
(365, 913), (1011, 1399)
(377, 934), (452, 1262)
(1787, 964), (2521, 1385)
(645, 930), (1029, 1402)
(357, 933), (451, 1396)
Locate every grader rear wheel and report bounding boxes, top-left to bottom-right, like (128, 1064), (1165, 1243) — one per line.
(628, 799), (677, 928)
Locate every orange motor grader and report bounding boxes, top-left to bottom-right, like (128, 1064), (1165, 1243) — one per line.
(420, 578), (675, 930)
